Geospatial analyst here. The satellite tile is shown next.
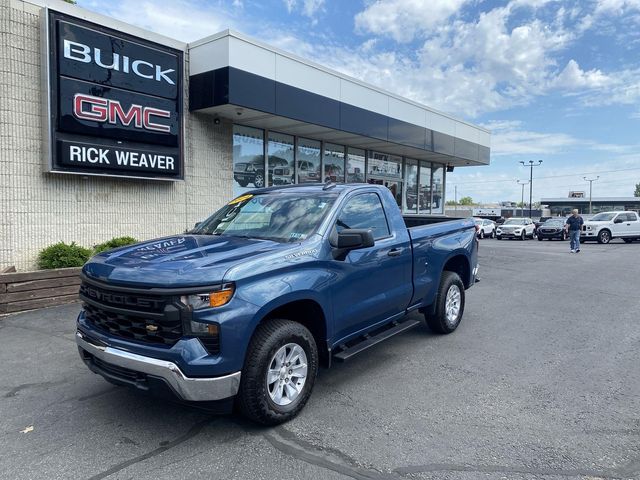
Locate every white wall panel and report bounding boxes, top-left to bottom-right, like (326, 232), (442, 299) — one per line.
(430, 113), (456, 136)
(228, 36), (276, 79)
(340, 79), (388, 116)
(454, 122), (479, 144)
(189, 37), (229, 76)
(388, 97), (426, 127)
(275, 55), (340, 100)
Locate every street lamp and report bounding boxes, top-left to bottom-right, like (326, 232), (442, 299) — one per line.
(584, 176), (599, 214)
(519, 160), (543, 218)
(516, 180), (529, 217)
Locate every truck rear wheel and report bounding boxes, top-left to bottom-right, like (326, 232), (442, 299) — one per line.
(237, 319), (318, 425)
(425, 271), (465, 334)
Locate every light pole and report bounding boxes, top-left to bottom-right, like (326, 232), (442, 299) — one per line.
(517, 180), (529, 217)
(520, 160), (543, 218)
(584, 176), (599, 214)
(454, 185), (458, 213)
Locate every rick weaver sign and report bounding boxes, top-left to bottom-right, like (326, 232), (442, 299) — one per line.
(44, 10), (183, 179)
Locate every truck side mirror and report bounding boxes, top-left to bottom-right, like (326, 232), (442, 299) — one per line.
(614, 218), (623, 224)
(332, 229), (375, 250)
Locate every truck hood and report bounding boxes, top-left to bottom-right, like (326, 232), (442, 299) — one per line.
(82, 235), (293, 288)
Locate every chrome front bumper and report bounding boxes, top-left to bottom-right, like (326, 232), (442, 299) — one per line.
(76, 331), (241, 402)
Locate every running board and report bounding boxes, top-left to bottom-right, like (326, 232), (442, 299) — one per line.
(333, 319), (422, 362)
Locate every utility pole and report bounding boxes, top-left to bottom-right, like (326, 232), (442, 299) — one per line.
(517, 180), (529, 217)
(520, 160), (543, 218)
(584, 176), (599, 214)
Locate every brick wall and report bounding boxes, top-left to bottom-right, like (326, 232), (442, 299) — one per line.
(0, 0), (233, 271)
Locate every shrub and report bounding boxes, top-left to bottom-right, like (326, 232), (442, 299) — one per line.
(93, 236), (138, 254)
(38, 242), (93, 269)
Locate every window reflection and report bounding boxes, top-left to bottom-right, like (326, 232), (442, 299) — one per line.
(418, 161), (431, 215)
(297, 138), (321, 184)
(323, 143), (345, 183)
(233, 125), (264, 196)
(431, 165), (444, 214)
(403, 159), (418, 214)
(346, 148), (365, 183)
(267, 132), (294, 187)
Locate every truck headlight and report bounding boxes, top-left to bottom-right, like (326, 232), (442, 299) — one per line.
(180, 283), (235, 310)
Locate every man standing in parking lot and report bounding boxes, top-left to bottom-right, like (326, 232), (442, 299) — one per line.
(565, 209), (584, 253)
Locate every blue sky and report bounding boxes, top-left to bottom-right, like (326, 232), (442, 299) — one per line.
(78, 0), (640, 203)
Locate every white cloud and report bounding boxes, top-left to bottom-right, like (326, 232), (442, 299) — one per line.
(482, 121), (579, 156)
(552, 60), (611, 89)
(355, 0), (469, 43)
(282, 0), (325, 18)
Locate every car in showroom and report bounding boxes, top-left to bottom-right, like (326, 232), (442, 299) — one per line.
(581, 211), (640, 244)
(496, 217), (536, 240)
(474, 218), (496, 239)
(537, 218), (568, 241)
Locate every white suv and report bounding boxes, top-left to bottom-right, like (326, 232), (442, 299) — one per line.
(581, 211), (640, 244)
(496, 217), (536, 240)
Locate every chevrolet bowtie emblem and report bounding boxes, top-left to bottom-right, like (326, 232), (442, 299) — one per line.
(146, 324), (159, 332)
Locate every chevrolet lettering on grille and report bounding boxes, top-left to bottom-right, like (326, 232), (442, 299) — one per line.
(80, 285), (164, 310)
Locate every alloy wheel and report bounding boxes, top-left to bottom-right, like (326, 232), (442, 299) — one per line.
(266, 343), (308, 406)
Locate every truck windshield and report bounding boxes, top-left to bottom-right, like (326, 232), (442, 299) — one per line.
(590, 213), (616, 221)
(193, 192), (338, 242)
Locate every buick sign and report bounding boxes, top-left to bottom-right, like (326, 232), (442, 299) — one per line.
(43, 10), (183, 180)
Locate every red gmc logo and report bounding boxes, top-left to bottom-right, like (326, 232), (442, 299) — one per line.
(73, 94), (171, 133)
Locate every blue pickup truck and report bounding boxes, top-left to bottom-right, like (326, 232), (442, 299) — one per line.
(76, 183), (478, 424)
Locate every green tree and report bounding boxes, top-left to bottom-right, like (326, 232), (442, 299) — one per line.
(445, 200), (458, 206)
(459, 196), (474, 205)
(635, 183), (640, 197)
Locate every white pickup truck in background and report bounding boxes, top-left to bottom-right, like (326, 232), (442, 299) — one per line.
(581, 211), (640, 244)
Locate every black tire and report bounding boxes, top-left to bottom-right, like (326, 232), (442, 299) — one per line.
(253, 173), (265, 188)
(425, 271), (465, 334)
(537, 235), (543, 241)
(496, 236), (502, 240)
(490, 230), (495, 239)
(520, 231), (526, 241)
(237, 180), (248, 187)
(623, 238), (633, 244)
(597, 229), (611, 244)
(237, 319), (318, 425)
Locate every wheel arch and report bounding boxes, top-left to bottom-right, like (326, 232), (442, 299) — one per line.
(442, 253), (472, 289)
(251, 295), (330, 368)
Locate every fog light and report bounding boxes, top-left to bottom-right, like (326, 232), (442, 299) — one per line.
(190, 321), (219, 336)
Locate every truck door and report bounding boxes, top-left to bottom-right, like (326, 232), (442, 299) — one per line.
(626, 212), (640, 236)
(612, 213), (632, 237)
(329, 192), (413, 342)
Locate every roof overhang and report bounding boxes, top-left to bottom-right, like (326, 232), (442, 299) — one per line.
(187, 30), (491, 167)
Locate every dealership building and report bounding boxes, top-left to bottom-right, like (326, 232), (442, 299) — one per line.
(0, 0), (491, 271)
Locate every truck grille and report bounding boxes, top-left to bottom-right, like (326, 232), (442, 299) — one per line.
(83, 303), (182, 345)
(80, 282), (183, 347)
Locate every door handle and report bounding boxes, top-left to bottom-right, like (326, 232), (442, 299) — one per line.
(388, 248), (404, 257)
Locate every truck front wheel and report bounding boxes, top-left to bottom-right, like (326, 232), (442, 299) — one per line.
(237, 319), (318, 425)
(425, 271), (465, 334)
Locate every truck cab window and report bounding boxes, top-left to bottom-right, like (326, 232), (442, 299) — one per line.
(336, 193), (390, 239)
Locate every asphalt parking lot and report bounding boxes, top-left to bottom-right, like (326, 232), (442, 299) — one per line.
(1, 238), (639, 480)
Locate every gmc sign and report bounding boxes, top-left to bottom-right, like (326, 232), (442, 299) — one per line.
(44, 10), (183, 179)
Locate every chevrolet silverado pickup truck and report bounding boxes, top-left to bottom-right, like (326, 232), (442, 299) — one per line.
(76, 183), (479, 424)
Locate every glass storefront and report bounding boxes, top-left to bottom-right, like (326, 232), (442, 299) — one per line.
(233, 124), (447, 215)
(431, 164), (444, 214)
(267, 132), (295, 187)
(296, 138), (321, 184)
(418, 161), (432, 214)
(346, 148), (365, 183)
(232, 125), (264, 196)
(323, 143), (345, 183)
(403, 159), (418, 214)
